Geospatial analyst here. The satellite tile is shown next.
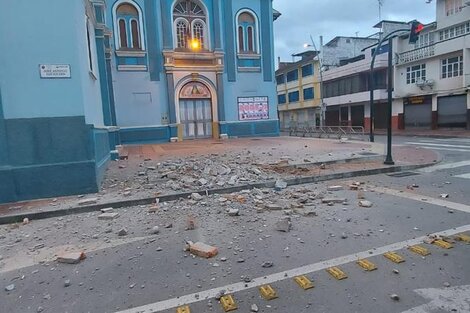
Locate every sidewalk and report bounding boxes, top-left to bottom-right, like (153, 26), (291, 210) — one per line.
(0, 137), (440, 223)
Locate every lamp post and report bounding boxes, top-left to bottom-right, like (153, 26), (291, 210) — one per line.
(304, 35), (325, 127)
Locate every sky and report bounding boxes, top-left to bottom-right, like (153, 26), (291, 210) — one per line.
(273, 0), (436, 63)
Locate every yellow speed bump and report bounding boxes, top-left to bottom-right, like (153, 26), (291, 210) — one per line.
(176, 306), (190, 313)
(356, 259), (377, 271)
(326, 267), (348, 280)
(294, 275), (314, 290)
(433, 239), (453, 249)
(384, 252), (405, 264)
(220, 295), (237, 312)
(259, 284), (278, 300)
(455, 233), (470, 243)
(409, 245), (431, 256)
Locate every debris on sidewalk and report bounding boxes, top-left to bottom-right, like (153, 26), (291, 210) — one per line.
(186, 241), (218, 259)
(228, 208), (240, 216)
(275, 217), (292, 232)
(100, 207), (114, 213)
(358, 200), (373, 208)
(390, 294), (400, 301)
(78, 197), (98, 206)
(117, 228), (128, 236)
(327, 185), (343, 192)
(98, 212), (119, 220)
(57, 252), (86, 264)
(440, 194), (449, 198)
(191, 193), (204, 201)
(5, 284), (15, 292)
(322, 198), (347, 204)
(251, 304), (259, 312)
(186, 217), (196, 230)
(22, 218), (30, 225)
(275, 180), (288, 191)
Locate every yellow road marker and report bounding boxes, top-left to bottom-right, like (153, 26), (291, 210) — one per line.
(455, 233), (470, 243)
(326, 267), (348, 280)
(176, 306), (190, 313)
(433, 239), (453, 249)
(409, 245), (431, 256)
(259, 284), (278, 300)
(356, 259), (377, 271)
(220, 295), (237, 312)
(294, 275), (314, 290)
(384, 252), (405, 264)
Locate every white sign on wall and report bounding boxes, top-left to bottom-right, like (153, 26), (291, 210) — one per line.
(39, 64), (71, 79)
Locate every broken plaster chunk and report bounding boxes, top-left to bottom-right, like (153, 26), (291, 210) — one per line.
(228, 208), (240, 216)
(321, 198), (347, 204)
(98, 212), (119, 220)
(191, 193), (204, 201)
(275, 217), (291, 232)
(189, 242), (218, 259)
(275, 180), (288, 191)
(57, 252), (86, 264)
(358, 200), (373, 208)
(327, 185), (344, 192)
(100, 207), (114, 213)
(78, 198), (98, 206)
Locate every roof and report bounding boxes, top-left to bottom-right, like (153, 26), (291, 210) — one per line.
(374, 20), (408, 28)
(276, 51), (319, 74)
(325, 36), (378, 47)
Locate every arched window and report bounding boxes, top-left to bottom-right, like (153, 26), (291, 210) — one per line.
(236, 10), (259, 54)
(173, 0), (209, 50)
(113, 1), (144, 50)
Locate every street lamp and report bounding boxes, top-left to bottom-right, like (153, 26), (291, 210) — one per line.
(304, 35), (325, 127)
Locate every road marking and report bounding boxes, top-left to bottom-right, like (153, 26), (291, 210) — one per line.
(114, 224), (470, 313)
(383, 252), (405, 264)
(421, 147), (470, 153)
(374, 187), (470, 214)
(455, 233), (470, 243)
(220, 295), (237, 312)
(356, 259), (377, 271)
(432, 239), (453, 249)
(401, 285), (470, 313)
(176, 306), (190, 313)
(409, 245), (431, 256)
(416, 160), (470, 173)
(294, 275), (314, 290)
(405, 142), (470, 149)
(454, 173), (470, 179)
(259, 284), (279, 300)
(326, 266), (348, 280)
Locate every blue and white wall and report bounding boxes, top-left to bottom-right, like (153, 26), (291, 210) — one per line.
(0, 0), (112, 203)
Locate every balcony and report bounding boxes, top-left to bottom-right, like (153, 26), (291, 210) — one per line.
(398, 45), (435, 65)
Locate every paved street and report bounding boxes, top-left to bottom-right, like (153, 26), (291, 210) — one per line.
(1, 136), (470, 313)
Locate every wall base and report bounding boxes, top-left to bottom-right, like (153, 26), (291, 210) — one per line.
(220, 120), (280, 138)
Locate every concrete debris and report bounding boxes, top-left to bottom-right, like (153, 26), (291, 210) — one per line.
(151, 226), (160, 235)
(319, 163), (326, 169)
(275, 217), (292, 232)
(215, 290), (226, 300)
(274, 180), (288, 191)
(98, 212), (120, 220)
(390, 294), (400, 301)
(327, 185), (343, 192)
(22, 218), (30, 225)
(440, 194), (449, 198)
(64, 279), (71, 287)
(117, 228), (128, 236)
(228, 208), (240, 216)
(392, 269), (400, 274)
(191, 193), (204, 201)
(265, 203), (283, 210)
(443, 282), (451, 287)
(186, 217), (196, 230)
(188, 242), (218, 259)
(5, 284), (15, 292)
(322, 198), (347, 204)
(341, 233), (348, 239)
(57, 252), (86, 264)
(78, 198), (98, 206)
(261, 261), (274, 268)
(100, 207), (114, 213)
(251, 304), (259, 312)
(358, 200), (373, 208)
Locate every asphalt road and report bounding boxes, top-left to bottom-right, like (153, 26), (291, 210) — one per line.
(1, 136), (470, 313)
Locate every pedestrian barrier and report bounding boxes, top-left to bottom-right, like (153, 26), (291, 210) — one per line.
(281, 122), (366, 141)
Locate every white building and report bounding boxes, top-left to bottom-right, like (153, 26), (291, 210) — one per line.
(392, 0), (470, 130)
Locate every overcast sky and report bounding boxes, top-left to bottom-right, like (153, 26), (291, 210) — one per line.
(273, 0), (436, 63)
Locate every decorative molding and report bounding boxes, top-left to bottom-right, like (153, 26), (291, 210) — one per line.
(117, 65), (148, 71)
(237, 53), (261, 60)
(238, 67), (262, 73)
(115, 50), (147, 57)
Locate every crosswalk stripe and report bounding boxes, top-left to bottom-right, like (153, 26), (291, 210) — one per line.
(420, 147), (470, 153)
(418, 160), (470, 173)
(405, 142), (470, 149)
(454, 173), (470, 179)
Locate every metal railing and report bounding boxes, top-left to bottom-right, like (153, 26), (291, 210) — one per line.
(281, 122), (366, 141)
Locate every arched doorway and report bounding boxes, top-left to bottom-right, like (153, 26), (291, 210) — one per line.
(179, 81), (213, 139)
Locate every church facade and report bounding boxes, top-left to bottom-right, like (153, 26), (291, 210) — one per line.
(0, 0), (280, 203)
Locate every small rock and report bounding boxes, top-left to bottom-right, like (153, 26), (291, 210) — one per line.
(327, 185), (343, 192)
(393, 269), (400, 274)
(237, 258), (245, 263)
(261, 261), (274, 268)
(37, 307), (44, 313)
(274, 180), (288, 191)
(443, 282), (451, 287)
(191, 193), (204, 201)
(57, 252), (86, 264)
(440, 194), (449, 198)
(275, 218), (291, 232)
(251, 304), (259, 312)
(390, 294), (400, 301)
(118, 228), (128, 236)
(64, 279), (71, 287)
(100, 207), (114, 213)
(78, 197), (98, 206)
(98, 213), (119, 220)
(341, 233), (348, 239)
(358, 200), (373, 208)
(228, 209), (240, 216)
(164, 223), (173, 229)
(151, 226), (160, 235)
(198, 178), (208, 186)
(23, 218), (30, 225)
(5, 284), (15, 292)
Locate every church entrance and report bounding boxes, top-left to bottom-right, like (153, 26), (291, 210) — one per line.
(179, 82), (213, 139)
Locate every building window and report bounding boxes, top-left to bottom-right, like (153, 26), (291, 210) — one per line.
(406, 64), (426, 84)
(303, 87), (314, 100)
(114, 1), (144, 50)
(441, 55), (463, 79)
(276, 74), (285, 85)
(278, 94), (287, 104)
(236, 10), (259, 54)
(173, 0), (208, 50)
(288, 91), (300, 103)
(445, 0), (463, 16)
(415, 32), (434, 48)
(302, 64), (313, 77)
(439, 22), (470, 41)
(286, 69), (298, 83)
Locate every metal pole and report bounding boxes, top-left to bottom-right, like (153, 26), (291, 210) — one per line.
(384, 37), (395, 165)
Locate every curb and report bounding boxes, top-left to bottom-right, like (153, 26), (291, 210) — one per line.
(0, 162), (435, 225)
(372, 132), (470, 139)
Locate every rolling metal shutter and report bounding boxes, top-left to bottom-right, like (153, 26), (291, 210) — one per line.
(437, 95), (467, 128)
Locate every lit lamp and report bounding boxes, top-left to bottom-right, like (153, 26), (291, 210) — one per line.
(189, 38), (200, 51)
